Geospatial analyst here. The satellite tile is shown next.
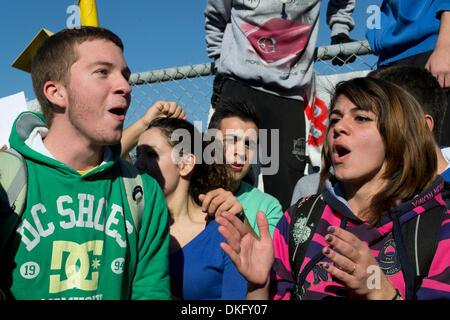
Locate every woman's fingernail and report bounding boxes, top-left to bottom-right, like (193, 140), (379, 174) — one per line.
(328, 226), (336, 233)
(324, 248), (330, 255)
(325, 235), (333, 242)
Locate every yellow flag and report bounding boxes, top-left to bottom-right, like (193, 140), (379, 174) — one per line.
(79, 0), (99, 27)
(11, 28), (54, 73)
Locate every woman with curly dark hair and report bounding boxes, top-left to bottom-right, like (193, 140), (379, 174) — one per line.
(135, 117), (247, 299)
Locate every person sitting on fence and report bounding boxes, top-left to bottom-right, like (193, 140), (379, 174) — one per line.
(205, 0), (357, 212)
(207, 98), (283, 238)
(135, 117), (247, 299)
(216, 76), (450, 300)
(366, 0), (450, 146)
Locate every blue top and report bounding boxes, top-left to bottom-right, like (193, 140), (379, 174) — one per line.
(169, 220), (247, 300)
(366, 0), (450, 66)
(442, 169), (450, 182)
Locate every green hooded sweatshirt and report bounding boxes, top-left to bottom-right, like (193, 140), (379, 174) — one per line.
(7, 112), (170, 300)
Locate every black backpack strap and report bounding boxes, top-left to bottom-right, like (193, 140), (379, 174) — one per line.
(288, 194), (325, 299)
(401, 205), (445, 296)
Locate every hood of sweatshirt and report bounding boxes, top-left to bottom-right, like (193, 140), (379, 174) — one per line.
(271, 175), (447, 300)
(442, 146), (450, 162)
(283, 175), (446, 299)
(321, 175), (446, 299)
(9, 111), (121, 178)
(441, 147), (450, 183)
(322, 175), (445, 234)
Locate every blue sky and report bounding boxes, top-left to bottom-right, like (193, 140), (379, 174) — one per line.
(0, 0), (381, 103)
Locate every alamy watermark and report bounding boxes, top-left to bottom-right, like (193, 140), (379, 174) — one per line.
(66, 4), (81, 29)
(66, 3), (382, 31)
(366, 4), (381, 30)
(366, 265), (382, 290)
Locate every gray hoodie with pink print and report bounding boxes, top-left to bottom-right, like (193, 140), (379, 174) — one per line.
(204, 0), (355, 101)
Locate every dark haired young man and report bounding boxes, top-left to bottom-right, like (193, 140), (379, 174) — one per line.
(205, 99), (283, 237)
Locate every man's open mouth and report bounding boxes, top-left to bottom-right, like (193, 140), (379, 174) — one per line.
(108, 106), (127, 120)
(109, 107), (126, 116)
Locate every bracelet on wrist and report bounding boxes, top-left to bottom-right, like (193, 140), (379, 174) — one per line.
(236, 210), (245, 222)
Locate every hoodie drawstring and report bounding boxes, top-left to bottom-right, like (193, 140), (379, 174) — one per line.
(391, 212), (415, 300)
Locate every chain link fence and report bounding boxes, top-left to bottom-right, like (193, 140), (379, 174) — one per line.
(125, 40), (376, 130)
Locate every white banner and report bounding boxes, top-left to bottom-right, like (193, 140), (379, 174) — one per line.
(0, 92), (28, 148)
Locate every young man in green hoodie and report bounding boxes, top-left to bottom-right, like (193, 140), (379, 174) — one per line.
(1, 27), (171, 300)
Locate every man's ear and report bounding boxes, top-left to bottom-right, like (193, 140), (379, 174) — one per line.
(425, 114), (435, 132)
(179, 153), (196, 178)
(43, 81), (67, 108)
